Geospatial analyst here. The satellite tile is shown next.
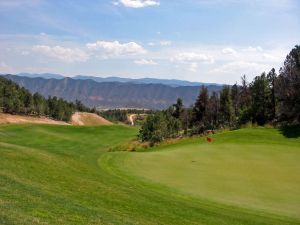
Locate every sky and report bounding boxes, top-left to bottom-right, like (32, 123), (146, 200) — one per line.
(0, 0), (299, 84)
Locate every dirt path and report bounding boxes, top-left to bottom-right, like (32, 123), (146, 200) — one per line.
(128, 114), (147, 126)
(128, 114), (136, 126)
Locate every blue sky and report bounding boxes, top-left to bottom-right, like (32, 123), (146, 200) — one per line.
(0, 0), (299, 84)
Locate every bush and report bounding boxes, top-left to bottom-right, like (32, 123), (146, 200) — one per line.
(138, 111), (181, 144)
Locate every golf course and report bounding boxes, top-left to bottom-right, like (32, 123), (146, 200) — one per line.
(0, 124), (299, 225)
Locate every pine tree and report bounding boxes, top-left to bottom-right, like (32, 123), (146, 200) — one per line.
(219, 86), (234, 127)
(193, 86), (209, 123)
(267, 68), (277, 121)
(277, 45), (300, 124)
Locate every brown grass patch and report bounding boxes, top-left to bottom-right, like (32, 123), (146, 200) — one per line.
(71, 112), (112, 126)
(0, 113), (68, 125)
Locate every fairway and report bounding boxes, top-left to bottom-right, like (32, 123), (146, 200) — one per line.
(0, 125), (300, 225)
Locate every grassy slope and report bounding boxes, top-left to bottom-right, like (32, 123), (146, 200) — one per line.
(0, 125), (299, 225)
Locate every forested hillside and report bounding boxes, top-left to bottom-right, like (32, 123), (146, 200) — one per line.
(0, 77), (90, 122)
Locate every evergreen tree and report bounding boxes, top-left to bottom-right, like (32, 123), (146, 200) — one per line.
(206, 91), (220, 129)
(277, 45), (300, 124)
(172, 98), (184, 119)
(193, 86), (209, 123)
(219, 86), (234, 127)
(267, 68), (277, 121)
(239, 75), (252, 124)
(231, 83), (240, 125)
(250, 73), (272, 125)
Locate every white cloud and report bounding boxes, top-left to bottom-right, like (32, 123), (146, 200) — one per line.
(222, 47), (237, 56)
(134, 59), (157, 65)
(148, 42), (155, 46)
(32, 45), (89, 63)
(171, 52), (214, 73)
(171, 52), (214, 64)
(244, 46), (263, 52)
(147, 40), (172, 47)
(115, 0), (160, 8)
(0, 61), (15, 74)
(86, 41), (146, 57)
(160, 41), (172, 46)
(188, 62), (198, 72)
(262, 53), (281, 61)
(210, 60), (271, 75)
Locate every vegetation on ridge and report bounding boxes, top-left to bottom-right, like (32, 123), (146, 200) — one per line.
(0, 77), (91, 121)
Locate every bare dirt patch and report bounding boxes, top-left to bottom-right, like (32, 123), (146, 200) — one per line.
(71, 112), (112, 126)
(0, 113), (68, 125)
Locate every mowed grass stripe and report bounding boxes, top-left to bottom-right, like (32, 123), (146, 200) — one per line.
(0, 124), (299, 224)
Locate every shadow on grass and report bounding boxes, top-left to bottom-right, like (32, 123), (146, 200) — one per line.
(279, 126), (300, 138)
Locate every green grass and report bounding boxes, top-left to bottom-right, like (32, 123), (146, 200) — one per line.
(122, 128), (300, 219)
(0, 125), (299, 225)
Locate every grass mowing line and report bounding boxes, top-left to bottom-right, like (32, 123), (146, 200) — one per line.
(0, 124), (299, 224)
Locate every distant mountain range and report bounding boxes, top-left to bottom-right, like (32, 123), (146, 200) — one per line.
(17, 73), (65, 80)
(16, 73), (221, 87)
(3, 74), (223, 109)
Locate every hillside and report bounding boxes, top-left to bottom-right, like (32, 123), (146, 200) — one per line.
(0, 113), (68, 125)
(0, 112), (112, 126)
(3, 75), (223, 109)
(71, 112), (112, 126)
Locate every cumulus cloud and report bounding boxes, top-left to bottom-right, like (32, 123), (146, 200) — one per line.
(244, 46), (263, 52)
(210, 60), (271, 75)
(114, 0), (160, 8)
(222, 47), (238, 56)
(134, 59), (157, 65)
(32, 45), (89, 63)
(262, 53), (281, 61)
(171, 52), (214, 64)
(86, 41), (146, 57)
(171, 52), (214, 73)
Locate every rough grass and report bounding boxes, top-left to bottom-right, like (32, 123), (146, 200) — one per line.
(0, 124), (299, 225)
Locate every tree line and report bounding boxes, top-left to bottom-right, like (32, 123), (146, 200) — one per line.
(98, 109), (152, 124)
(139, 45), (300, 144)
(0, 77), (90, 122)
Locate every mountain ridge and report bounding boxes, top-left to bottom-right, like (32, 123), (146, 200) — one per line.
(14, 73), (222, 87)
(3, 74), (223, 109)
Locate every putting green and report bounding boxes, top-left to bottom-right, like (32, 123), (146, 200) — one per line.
(122, 128), (300, 219)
